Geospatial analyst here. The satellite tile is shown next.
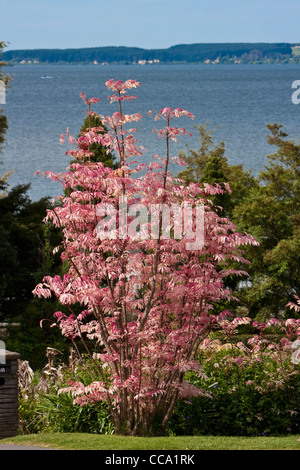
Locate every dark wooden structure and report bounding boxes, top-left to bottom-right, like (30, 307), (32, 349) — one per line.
(0, 350), (20, 439)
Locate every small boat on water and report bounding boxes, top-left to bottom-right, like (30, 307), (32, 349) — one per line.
(40, 75), (53, 79)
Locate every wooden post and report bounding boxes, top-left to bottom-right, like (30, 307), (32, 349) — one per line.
(0, 350), (21, 439)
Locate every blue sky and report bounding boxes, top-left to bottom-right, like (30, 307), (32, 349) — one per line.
(1, 0), (300, 51)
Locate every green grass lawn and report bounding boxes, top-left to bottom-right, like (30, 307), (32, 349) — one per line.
(1, 433), (300, 450)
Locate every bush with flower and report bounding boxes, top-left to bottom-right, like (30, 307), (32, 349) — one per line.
(170, 315), (300, 436)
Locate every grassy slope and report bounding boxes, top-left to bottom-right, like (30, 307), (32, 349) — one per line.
(2, 433), (300, 450)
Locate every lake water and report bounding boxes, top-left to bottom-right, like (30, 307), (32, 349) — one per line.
(2, 63), (300, 201)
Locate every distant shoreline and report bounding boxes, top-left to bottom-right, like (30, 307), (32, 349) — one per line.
(4, 61), (300, 66)
(3, 43), (300, 66)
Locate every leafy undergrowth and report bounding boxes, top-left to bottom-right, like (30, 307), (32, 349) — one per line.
(2, 433), (300, 450)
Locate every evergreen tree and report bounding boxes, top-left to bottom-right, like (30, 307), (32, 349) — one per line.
(0, 184), (57, 320)
(77, 114), (118, 168)
(178, 123), (257, 217)
(0, 43), (66, 365)
(233, 124), (300, 319)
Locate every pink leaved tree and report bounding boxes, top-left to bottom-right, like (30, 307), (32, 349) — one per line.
(33, 79), (258, 436)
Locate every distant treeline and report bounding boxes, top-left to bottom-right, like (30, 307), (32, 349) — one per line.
(3, 43), (297, 64)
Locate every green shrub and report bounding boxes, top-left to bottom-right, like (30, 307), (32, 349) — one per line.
(36, 390), (113, 434)
(18, 322), (300, 437)
(18, 390), (48, 435)
(18, 356), (114, 435)
(169, 340), (300, 436)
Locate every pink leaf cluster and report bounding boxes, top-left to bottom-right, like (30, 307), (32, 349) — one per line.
(33, 79), (258, 435)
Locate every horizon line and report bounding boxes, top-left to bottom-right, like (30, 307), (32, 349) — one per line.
(3, 41), (300, 53)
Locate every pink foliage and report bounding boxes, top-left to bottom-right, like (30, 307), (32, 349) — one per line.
(33, 79), (258, 435)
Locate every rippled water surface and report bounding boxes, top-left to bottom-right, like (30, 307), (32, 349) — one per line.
(2, 63), (300, 200)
